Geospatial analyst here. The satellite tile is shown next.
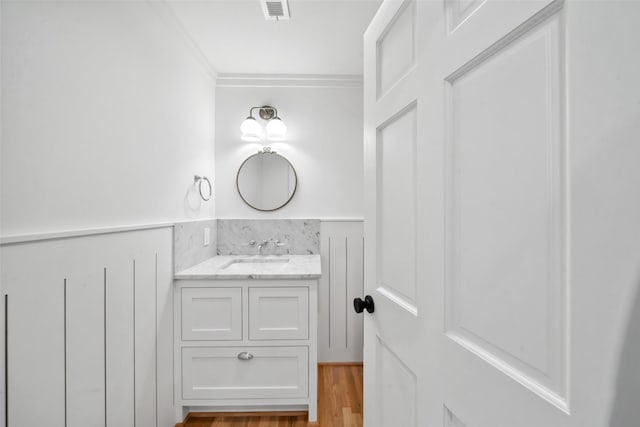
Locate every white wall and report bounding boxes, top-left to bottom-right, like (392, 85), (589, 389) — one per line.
(0, 1), (216, 237)
(214, 78), (363, 219)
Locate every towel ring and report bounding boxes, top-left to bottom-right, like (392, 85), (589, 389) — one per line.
(194, 175), (212, 201)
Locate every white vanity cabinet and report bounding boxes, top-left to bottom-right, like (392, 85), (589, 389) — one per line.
(173, 268), (319, 424)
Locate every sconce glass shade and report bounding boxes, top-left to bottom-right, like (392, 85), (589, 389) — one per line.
(266, 117), (287, 141)
(240, 116), (264, 142)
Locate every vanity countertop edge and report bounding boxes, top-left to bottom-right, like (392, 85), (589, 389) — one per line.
(174, 254), (322, 280)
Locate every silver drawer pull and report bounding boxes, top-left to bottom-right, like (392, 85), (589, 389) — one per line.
(237, 351), (254, 361)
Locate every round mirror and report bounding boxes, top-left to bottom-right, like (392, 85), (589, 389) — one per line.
(236, 148), (297, 211)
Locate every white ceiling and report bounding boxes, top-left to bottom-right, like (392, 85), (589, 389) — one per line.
(165, 0), (382, 76)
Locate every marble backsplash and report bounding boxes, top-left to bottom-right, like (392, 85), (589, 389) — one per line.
(217, 219), (320, 256)
(174, 219), (217, 272)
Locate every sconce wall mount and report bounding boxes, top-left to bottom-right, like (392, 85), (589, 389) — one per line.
(240, 105), (287, 142)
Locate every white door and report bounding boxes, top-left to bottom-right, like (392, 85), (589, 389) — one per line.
(363, 1), (640, 426)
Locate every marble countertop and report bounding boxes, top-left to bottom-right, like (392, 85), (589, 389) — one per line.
(174, 254), (321, 280)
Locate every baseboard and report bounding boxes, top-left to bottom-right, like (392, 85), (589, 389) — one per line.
(179, 410), (308, 424)
(318, 361), (363, 366)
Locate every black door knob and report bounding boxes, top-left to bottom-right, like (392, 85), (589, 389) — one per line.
(353, 295), (375, 314)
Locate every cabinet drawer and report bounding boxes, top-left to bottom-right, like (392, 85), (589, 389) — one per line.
(182, 346), (308, 400)
(181, 287), (242, 341)
(249, 287), (309, 340)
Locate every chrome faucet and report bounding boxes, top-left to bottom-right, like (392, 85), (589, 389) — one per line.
(257, 239), (269, 255)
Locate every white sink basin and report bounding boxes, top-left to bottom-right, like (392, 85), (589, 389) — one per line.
(221, 257), (290, 270)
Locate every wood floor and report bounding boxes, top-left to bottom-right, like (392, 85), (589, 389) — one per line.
(180, 364), (363, 427)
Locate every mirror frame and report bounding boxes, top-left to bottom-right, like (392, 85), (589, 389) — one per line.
(235, 148), (298, 212)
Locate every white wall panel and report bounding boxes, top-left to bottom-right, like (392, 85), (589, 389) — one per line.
(0, 227), (174, 427)
(66, 264), (105, 427)
(0, 245), (67, 426)
(104, 253), (135, 426)
(133, 240), (161, 427)
(318, 221), (364, 363)
(155, 239), (174, 427)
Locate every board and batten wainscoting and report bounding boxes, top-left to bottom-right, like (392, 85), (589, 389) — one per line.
(0, 227), (174, 427)
(318, 220), (364, 363)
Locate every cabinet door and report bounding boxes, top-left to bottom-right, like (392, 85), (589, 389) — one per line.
(181, 287), (242, 341)
(182, 346), (308, 400)
(249, 287), (309, 340)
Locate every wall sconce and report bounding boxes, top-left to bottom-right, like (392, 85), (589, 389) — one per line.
(240, 105), (287, 142)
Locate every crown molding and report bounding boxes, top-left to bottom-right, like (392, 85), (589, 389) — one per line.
(216, 74), (363, 89)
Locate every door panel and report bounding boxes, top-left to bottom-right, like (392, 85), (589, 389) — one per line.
(376, 337), (416, 426)
(447, 0), (486, 33)
(377, 105), (418, 312)
(435, 1), (571, 421)
(444, 6), (566, 404)
(376, 0), (416, 98)
(444, 406), (467, 427)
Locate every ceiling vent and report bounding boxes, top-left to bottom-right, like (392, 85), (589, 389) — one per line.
(261, 0), (290, 21)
